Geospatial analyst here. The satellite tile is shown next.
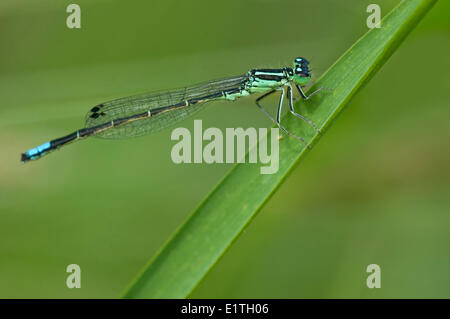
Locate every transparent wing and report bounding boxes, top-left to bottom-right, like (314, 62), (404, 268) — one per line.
(96, 104), (206, 139)
(85, 75), (247, 139)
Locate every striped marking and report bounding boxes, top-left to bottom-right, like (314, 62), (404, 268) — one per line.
(251, 68), (291, 83)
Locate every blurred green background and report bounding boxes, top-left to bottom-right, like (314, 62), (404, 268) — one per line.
(1, 0), (449, 298)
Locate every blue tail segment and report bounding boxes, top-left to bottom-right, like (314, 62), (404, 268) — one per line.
(21, 129), (81, 163)
(21, 142), (51, 163)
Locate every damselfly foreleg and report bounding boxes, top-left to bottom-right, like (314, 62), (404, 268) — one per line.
(295, 83), (328, 100)
(287, 84), (321, 133)
(255, 89), (310, 148)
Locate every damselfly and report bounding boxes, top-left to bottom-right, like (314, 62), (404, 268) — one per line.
(21, 57), (325, 163)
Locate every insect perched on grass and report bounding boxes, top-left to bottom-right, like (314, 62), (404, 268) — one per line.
(21, 57), (326, 163)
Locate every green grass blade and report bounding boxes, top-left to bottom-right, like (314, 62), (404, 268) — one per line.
(123, 0), (437, 298)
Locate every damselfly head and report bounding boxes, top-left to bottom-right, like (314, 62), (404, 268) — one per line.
(293, 57), (311, 77)
(293, 57), (311, 85)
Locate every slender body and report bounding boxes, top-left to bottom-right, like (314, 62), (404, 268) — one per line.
(21, 57), (324, 163)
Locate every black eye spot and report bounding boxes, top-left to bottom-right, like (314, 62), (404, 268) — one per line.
(90, 113), (100, 119)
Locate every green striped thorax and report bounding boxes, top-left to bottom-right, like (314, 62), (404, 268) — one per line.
(292, 57), (312, 86)
(245, 57), (313, 96)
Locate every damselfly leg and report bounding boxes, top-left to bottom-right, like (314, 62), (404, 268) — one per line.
(255, 88), (310, 148)
(287, 84), (321, 134)
(295, 84), (329, 100)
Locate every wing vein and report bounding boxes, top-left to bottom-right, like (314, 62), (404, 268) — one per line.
(85, 75), (247, 139)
